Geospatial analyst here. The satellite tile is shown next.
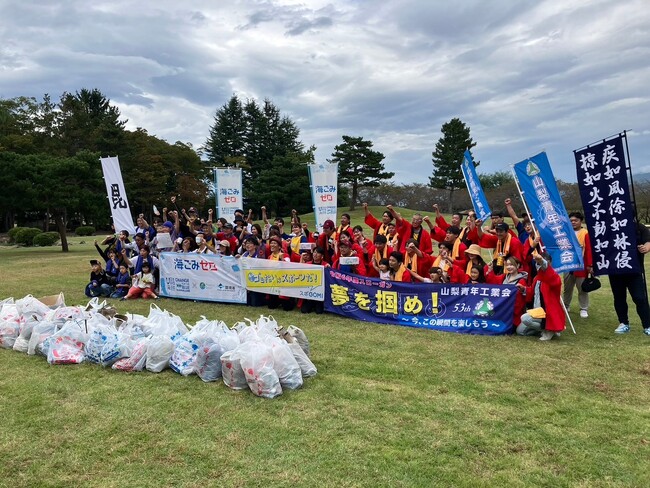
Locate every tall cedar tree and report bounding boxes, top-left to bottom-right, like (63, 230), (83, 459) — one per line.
(204, 95), (308, 216)
(430, 118), (477, 212)
(329, 135), (394, 210)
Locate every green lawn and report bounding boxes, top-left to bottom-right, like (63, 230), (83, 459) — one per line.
(0, 228), (649, 487)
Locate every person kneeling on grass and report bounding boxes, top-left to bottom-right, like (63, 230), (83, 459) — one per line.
(85, 259), (114, 298)
(122, 262), (158, 300)
(517, 251), (565, 341)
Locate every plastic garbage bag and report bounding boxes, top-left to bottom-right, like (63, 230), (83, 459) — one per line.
(239, 341), (282, 399)
(169, 333), (199, 376)
(47, 321), (87, 365)
(269, 337), (303, 390)
(13, 314), (40, 353)
(146, 336), (175, 373)
(28, 320), (57, 356)
(16, 294), (51, 320)
(113, 337), (150, 372)
(85, 322), (119, 365)
(0, 303), (20, 349)
(221, 348), (248, 390)
(287, 325), (310, 357)
(195, 341), (225, 382)
(288, 342), (317, 378)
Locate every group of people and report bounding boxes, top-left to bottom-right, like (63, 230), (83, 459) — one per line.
(85, 195), (650, 339)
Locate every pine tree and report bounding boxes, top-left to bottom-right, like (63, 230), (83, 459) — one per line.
(430, 118), (477, 212)
(204, 95), (246, 168)
(329, 135), (394, 210)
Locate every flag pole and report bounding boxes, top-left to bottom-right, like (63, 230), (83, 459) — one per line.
(511, 163), (576, 335)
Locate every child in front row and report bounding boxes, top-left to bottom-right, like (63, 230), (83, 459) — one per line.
(111, 264), (132, 299)
(122, 262), (158, 300)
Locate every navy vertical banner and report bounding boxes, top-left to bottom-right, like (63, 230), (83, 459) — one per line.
(324, 269), (517, 335)
(574, 135), (640, 275)
(461, 150), (491, 222)
(513, 152), (584, 273)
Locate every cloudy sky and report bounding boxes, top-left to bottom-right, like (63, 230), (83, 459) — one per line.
(1, 0), (649, 183)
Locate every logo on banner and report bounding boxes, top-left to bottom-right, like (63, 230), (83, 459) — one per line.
(526, 161), (540, 176)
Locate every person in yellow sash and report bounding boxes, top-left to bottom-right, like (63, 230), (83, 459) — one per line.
(563, 212), (593, 318)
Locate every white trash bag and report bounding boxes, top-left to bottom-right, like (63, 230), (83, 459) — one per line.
(13, 314), (41, 353)
(146, 336), (175, 373)
(28, 320), (58, 356)
(238, 341), (282, 399)
(47, 321), (87, 365)
(0, 302), (20, 349)
(269, 337), (303, 390)
(287, 325), (310, 357)
(113, 337), (150, 372)
(221, 348), (248, 390)
(288, 342), (317, 378)
(195, 341), (225, 382)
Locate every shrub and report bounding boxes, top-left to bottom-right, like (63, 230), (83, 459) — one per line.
(7, 227), (28, 243)
(14, 228), (43, 246)
(75, 226), (96, 236)
(33, 231), (61, 247)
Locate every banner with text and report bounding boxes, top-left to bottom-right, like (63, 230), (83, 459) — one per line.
(308, 162), (338, 232)
(324, 269), (517, 335)
(240, 258), (325, 301)
(159, 253), (247, 303)
(100, 156), (134, 235)
(214, 168), (243, 222)
(513, 152), (584, 273)
(461, 150), (491, 221)
(574, 134), (640, 274)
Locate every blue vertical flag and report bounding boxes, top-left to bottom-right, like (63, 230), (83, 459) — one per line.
(461, 150), (491, 221)
(574, 134), (640, 274)
(513, 152), (584, 273)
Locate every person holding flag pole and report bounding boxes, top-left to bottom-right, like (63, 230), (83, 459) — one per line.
(510, 164), (576, 335)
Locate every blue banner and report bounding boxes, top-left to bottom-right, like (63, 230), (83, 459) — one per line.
(574, 135), (640, 274)
(513, 152), (583, 273)
(461, 150), (491, 221)
(324, 269), (517, 335)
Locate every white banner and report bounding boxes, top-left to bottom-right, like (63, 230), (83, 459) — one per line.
(308, 162), (338, 232)
(240, 258), (325, 301)
(100, 156), (134, 235)
(214, 168), (243, 222)
(159, 253), (247, 304)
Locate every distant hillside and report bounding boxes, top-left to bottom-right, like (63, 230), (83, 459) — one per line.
(633, 172), (650, 182)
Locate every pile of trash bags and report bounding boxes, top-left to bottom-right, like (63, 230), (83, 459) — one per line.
(0, 295), (316, 399)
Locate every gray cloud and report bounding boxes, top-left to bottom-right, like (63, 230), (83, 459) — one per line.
(0, 0), (648, 186)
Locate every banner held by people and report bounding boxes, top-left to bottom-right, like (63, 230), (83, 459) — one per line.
(513, 152), (583, 273)
(461, 149), (491, 221)
(308, 162), (338, 232)
(240, 258), (325, 301)
(214, 168), (243, 222)
(100, 156), (134, 235)
(324, 269), (517, 335)
(574, 133), (641, 274)
(159, 253), (247, 304)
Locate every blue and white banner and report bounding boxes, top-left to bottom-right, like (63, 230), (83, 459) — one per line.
(308, 162), (338, 232)
(159, 253), (246, 303)
(461, 150), (491, 221)
(574, 134), (640, 274)
(100, 156), (134, 235)
(324, 269), (517, 335)
(513, 152), (584, 273)
(214, 168), (243, 222)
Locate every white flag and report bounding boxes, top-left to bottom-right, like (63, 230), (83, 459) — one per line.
(308, 162), (338, 232)
(100, 156), (134, 235)
(214, 168), (243, 222)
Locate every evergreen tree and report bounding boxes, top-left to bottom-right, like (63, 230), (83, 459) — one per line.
(204, 95), (246, 168)
(430, 118), (477, 212)
(329, 135), (394, 210)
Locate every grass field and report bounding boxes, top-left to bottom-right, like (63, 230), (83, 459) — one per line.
(1, 211), (649, 487)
